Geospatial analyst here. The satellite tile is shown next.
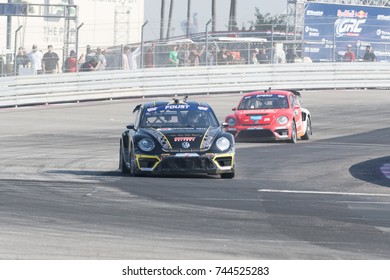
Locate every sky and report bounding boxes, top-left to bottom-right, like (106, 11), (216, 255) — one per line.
(144, 0), (288, 40)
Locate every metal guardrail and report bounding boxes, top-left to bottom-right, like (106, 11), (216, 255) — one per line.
(1, 62), (390, 108)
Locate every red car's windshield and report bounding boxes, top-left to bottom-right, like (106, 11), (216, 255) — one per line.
(238, 94), (289, 110)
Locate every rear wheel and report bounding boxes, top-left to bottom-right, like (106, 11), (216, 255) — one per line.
(221, 172), (235, 179)
(301, 116), (312, 140)
(288, 121), (297, 143)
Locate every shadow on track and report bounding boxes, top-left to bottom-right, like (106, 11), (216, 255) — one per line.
(349, 156), (390, 188)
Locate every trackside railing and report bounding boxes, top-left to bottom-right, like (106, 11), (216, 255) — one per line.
(1, 62), (390, 108)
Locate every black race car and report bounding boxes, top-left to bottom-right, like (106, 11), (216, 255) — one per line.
(119, 98), (235, 178)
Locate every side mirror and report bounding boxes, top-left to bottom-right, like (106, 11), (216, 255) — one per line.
(232, 107), (236, 111)
(126, 123), (135, 130)
(221, 122), (228, 128)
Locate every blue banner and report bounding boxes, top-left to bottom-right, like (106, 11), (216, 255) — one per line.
(304, 3), (390, 61)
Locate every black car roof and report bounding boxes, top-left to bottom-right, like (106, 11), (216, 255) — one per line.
(142, 101), (211, 109)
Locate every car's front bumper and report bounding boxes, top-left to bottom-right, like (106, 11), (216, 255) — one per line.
(134, 152), (235, 175)
(226, 126), (290, 142)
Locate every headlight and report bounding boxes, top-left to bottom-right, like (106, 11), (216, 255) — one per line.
(227, 118), (236, 126)
(138, 138), (155, 152)
(216, 137), (231, 151)
(277, 116), (288, 125)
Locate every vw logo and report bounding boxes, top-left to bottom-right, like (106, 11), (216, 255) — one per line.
(182, 142), (191, 149)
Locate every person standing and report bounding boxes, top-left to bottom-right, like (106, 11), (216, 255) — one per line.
(343, 44), (355, 62)
(168, 45), (179, 67)
(14, 47), (30, 75)
(122, 46), (131, 70)
(363, 44), (376, 61)
(28, 44), (43, 74)
(217, 46), (228, 65)
(95, 47), (107, 71)
(257, 47), (270, 64)
(128, 46), (141, 69)
(64, 50), (77, 73)
(42, 45), (60, 74)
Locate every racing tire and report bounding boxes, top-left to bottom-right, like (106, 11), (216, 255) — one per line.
(288, 121), (297, 143)
(220, 172), (235, 179)
(119, 146), (129, 174)
(301, 116), (312, 140)
(129, 150), (139, 177)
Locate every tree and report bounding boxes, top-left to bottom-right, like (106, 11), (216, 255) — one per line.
(249, 7), (287, 32)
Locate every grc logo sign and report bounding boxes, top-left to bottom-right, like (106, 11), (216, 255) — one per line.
(335, 18), (366, 37)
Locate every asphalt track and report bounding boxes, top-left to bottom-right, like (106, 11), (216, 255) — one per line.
(0, 89), (389, 259)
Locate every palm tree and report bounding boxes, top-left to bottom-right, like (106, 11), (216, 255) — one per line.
(229, 0), (237, 31)
(212, 0), (216, 32)
(160, 0), (165, 39)
(186, 0), (191, 36)
(166, 0), (174, 38)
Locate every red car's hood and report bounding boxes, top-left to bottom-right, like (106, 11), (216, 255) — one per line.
(235, 109), (289, 125)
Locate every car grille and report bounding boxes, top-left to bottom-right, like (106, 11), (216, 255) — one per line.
(157, 157), (216, 172)
(237, 129), (274, 138)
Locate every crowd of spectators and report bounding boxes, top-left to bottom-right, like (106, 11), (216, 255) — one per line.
(11, 41), (378, 75)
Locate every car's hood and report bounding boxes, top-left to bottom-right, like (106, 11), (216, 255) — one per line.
(141, 127), (220, 150)
(235, 109), (289, 125)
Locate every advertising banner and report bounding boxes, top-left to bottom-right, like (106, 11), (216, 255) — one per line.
(304, 2), (390, 61)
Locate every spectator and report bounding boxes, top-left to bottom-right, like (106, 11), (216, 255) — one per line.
(85, 45), (95, 63)
(257, 47), (270, 64)
(42, 45), (60, 74)
(128, 46), (141, 69)
(122, 45), (131, 70)
(363, 44), (376, 61)
(145, 43), (156, 68)
(178, 44), (190, 66)
(95, 47), (107, 71)
(217, 45), (228, 65)
(343, 44), (355, 62)
(79, 57), (99, 71)
(27, 44), (43, 74)
(286, 48), (298, 63)
(272, 43), (286, 64)
(206, 45), (217, 66)
(14, 47), (30, 75)
(189, 44), (205, 66)
(168, 45), (179, 66)
(63, 50), (78, 73)
(251, 48), (259, 64)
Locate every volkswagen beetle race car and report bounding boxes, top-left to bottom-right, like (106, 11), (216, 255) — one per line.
(119, 98), (235, 178)
(224, 89), (312, 143)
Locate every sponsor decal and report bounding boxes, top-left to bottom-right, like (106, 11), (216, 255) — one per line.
(198, 106), (209, 111)
(377, 29), (390, 40)
(174, 137), (196, 142)
(181, 142), (191, 149)
(337, 9), (368, 19)
(250, 116), (263, 121)
(335, 18), (366, 37)
(307, 10), (323, 16)
(378, 15), (390, 21)
(305, 26), (320, 37)
(164, 104), (190, 110)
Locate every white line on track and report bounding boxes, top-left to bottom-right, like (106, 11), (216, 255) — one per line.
(258, 189), (390, 197)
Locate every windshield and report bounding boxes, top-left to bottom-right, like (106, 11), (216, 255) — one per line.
(140, 104), (219, 128)
(238, 94), (289, 110)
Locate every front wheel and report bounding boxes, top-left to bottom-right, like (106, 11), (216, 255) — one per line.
(119, 146), (129, 174)
(129, 150), (139, 177)
(288, 121), (297, 143)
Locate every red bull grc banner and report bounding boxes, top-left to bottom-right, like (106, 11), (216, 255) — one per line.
(304, 2), (390, 61)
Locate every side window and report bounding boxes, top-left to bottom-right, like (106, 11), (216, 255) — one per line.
(134, 107), (142, 129)
(289, 95), (294, 109)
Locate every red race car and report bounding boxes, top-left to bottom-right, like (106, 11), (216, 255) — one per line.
(224, 89), (312, 143)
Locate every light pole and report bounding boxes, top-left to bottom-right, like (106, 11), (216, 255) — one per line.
(13, 25), (23, 76)
(205, 19), (211, 66)
(75, 22), (84, 72)
(141, 20), (148, 69)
